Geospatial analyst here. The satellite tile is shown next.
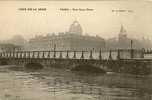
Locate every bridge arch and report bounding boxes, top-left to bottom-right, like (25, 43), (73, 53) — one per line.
(24, 62), (43, 70)
(71, 63), (106, 74)
(0, 60), (8, 65)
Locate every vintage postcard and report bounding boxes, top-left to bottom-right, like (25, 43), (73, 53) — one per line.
(0, 0), (151, 100)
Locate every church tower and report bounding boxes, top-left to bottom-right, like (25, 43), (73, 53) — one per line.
(118, 24), (127, 42)
(68, 20), (83, 35)
(118, 25), (130, 48)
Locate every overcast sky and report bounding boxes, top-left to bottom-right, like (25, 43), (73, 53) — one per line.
(0, 0), (152, 40)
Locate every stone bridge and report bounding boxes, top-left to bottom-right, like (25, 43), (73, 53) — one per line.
(0, 49), (151, 75)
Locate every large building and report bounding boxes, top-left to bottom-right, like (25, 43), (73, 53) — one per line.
(28, 20), (105, 51)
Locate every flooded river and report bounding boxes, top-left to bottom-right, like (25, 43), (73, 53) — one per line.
(0, 65), (151, 100)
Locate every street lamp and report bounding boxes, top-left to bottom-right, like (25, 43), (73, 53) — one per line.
(131, 40), (133, 49)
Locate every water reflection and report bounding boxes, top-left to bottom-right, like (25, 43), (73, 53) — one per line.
(0, 65), (151, 100)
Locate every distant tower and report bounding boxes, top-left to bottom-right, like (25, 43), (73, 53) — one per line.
(118, 24), (127, 42)
(69, 20), (83, 35)
(118, 24), (130, 48)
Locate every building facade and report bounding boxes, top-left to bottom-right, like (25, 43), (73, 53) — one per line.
(28, 20), (105, 51)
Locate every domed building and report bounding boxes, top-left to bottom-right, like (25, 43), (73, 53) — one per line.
(69, 20), (83, 35)
(28, 20), (105, 51)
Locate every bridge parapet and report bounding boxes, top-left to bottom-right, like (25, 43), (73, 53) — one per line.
(0, 50), (116, 60)
(0, 49), (145, 60)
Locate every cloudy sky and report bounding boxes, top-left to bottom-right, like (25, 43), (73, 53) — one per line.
(0, 0), (152, 40)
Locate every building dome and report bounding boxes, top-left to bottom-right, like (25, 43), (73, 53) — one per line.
(69, 20), (83, 35)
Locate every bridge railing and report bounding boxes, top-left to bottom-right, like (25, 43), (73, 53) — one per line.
(0, 49), (145, 60)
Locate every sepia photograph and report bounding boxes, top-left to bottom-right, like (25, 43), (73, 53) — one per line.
(0, 0), (152, 100)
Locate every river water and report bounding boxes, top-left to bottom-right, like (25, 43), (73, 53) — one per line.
(0, 65), (151, 100)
